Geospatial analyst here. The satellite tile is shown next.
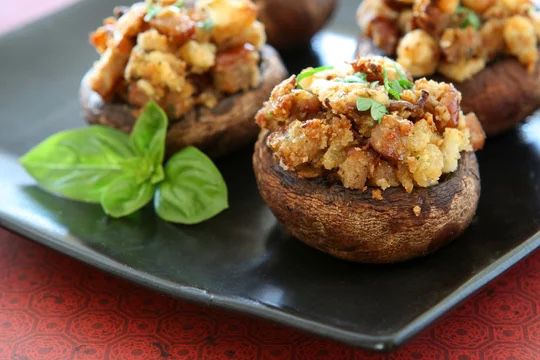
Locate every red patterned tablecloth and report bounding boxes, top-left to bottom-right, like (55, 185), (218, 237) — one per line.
(0, 228), (539, 359)
(1, 2), (540, 359)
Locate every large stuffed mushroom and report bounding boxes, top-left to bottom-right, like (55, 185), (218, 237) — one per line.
(81, 0), (287, 157)
(356, 0), (540, 136)
(253, 56), (485, 263)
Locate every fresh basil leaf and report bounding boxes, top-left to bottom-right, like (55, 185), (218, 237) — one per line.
(120, 156), (160, 185)
(151, 165), (165, 184)
(155, 146), (228, 224)
(101, 176), (155, 218)
(20, 126), (135, 203)
(130, 101), (168, 167)
(296, 65), (334, 88)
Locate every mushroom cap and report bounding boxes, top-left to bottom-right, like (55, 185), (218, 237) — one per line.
(80, 45), (287, 158)
(255, 0), (338, 49)
(253, 132), (481, 263)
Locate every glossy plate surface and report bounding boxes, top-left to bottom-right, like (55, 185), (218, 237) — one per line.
(0, 0), (539, 351)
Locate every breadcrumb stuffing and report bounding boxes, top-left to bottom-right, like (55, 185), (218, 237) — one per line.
(88, 0), (266, 119)
(256, 56), (485, 193)
(358, 0), (540, 81)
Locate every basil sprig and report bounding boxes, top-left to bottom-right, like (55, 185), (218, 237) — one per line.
(155, 147), (228, 224)
(20, 102), (228, 224)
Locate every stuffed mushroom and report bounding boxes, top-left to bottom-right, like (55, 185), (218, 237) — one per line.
(81, 0), (287, 157)
(356, 0), (540, 136)
(253, 56), (485, 263)
(254, 0), (338, 49)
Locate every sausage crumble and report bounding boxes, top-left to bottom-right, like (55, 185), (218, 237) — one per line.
(256, 56), (485, 192)
(88, 0), (266, 119)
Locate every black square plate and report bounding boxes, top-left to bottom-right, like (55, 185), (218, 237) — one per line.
(0, 0), (539, 351)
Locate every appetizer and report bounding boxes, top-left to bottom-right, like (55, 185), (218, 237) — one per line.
(254, 0), (337, 49)
(356, 0), (540, 136)
(253, 56), (485, 263)
(81, 0), (287, 157)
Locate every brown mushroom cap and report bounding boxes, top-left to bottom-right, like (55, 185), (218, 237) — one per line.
(253, 132), (481, 263)
(454, 59), (540, 136)
(356, 35), (540, 136)
(80, 45), (287, 158)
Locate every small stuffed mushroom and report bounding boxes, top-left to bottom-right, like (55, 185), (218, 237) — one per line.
(253, 0), (338, 50)
(253, 56), (485, 263)
(80, 0), (287, 157)
(356, 0), (540, 136)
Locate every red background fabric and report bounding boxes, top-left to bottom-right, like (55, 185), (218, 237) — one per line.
(0, 228), (538, 359)
(1, 1), (539, 358)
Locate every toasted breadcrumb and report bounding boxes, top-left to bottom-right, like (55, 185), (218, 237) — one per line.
(358, 0), (540, 80)
(89, 0), (265, 119)
(413, 205), (421, 217)
(256, 57), (485, 193)
(372, 189), (384, 201)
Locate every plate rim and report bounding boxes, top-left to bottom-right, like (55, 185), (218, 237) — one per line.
(1, 208), (538, 351)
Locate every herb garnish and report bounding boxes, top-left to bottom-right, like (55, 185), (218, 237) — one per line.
(356, 97), (388, 122)
(383, 67), (413, 100)
(335, 72), (367, 84)
(296, 65), (334, 89)
(197, 18), (214, 31)
(144, 4), (161, 21)
(144, 0), (184, 22)
(20, 102), (228, 223)
(456, 6), (481, 30)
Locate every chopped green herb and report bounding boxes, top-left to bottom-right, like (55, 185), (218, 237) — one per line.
(456, 6), (481, 30)
(356, 97), (387, 122)
(197, 18), (214, 31)
(144, 4), (161, 22)
(383, 69), (399, 100)
(334, 72), (367, 84)
(296, 65), (334, 88)
(393, 64), (413, 89)
(174, 0), (185, 8)
(399, 78), (413, 89)
(383, 67), (414, 100)
(383, 69), (403, 100)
